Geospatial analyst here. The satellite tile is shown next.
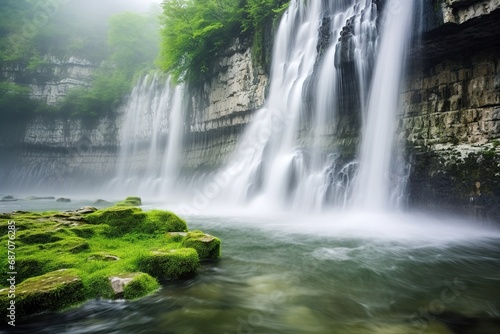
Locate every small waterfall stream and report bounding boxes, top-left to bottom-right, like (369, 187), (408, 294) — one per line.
(111, 74), (185, 198)
(353, 0), (416, 210)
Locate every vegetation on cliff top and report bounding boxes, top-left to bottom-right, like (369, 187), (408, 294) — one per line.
(158, 0), (290, 82)
(0, 198), (221, 321)
(0, 1), (160, 117)
(0, 0), (291, 116)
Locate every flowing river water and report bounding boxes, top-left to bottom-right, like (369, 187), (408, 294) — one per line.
(1, 199), (500, 334)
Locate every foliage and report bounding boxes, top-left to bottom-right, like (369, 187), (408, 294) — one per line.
(0, 82), (41, 118)
(0, 2), (161, 118)
(242, 0), (290, 67)
(158, 0), (243, 82)
(158, 0), (290, 82)
(58, 70), (130, 117)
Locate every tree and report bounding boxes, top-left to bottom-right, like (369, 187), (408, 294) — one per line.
(158, 0), (243, 82)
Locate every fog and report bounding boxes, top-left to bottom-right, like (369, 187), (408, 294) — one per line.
(59, 0), (161, 20)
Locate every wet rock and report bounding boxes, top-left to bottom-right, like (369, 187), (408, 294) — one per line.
(109, 275), (135, 297)
(75, 206), (98, 214)
(181, 231), (221, 261)
(137, 248), (199, 279)
(0, 269), (85, 318)
(108, 272), (159, 300)
(56, 197), (71, 203)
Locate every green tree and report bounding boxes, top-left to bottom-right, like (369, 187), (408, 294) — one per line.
(158, 0), (243, 82)
(157, 0), (289, 82)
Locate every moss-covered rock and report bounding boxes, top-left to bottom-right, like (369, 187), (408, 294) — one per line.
(115, 196), (142, 207)
(18, 230), (64, 244)
(137, 248), (199, 279)
(181, 231), (221, 261)
(0, 269), (85, 319)
(123, 273), (159, 299)
(40, 237), (90, 254)
(0, 197), (221, 320)
(85, 207), (187, 237)
(107, 272), (159, 300)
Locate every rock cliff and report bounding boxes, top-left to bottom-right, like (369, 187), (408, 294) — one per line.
(1, 56), (96, 105)
(183, 39), (269, 171)
(402, 0), (500, 219)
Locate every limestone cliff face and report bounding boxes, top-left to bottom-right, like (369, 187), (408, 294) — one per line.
(1, 56), (96, 105)
(402, 0), (500, 220)
(183, 40), (269, 171)
(0, 115), (119, 193)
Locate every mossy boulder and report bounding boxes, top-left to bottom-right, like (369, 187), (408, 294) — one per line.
(115, 196), (142, 207)
(0, 269), (85, 319)
(85, 207), (187, 237)
(181, 231), (221, 261)
(137, 248), (199, 279)
(107, 272), (159, 300)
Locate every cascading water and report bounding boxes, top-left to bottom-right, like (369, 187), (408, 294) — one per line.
(113, 0), (416, 213)
(213, 0), (385, 211)
(352, 0), (416, 210)
(110, 74), (185, 198)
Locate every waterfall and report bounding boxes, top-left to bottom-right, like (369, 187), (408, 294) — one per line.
(111, 74), (185, 198)
(352, 0), (416, 210)
(214, 0), (385, 211)
(111, 0), (417, 213)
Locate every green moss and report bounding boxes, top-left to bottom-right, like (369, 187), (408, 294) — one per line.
(85, 207), (187, 237)
(181, 231), (221, 261)
(16, 257), (48, 282)
(115, 196), (142, 207)
(17, 230), (63, 244)
(0, 198), (221, 319)
(83, 272), (116, 300)
(70, 225), (101, 238)
(0, 269), (85, 318)
(145, 210), (188, 233)
(137, 248), (199, 279)
(123, 273), (160, 300)
(40, 237), (90, 254)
